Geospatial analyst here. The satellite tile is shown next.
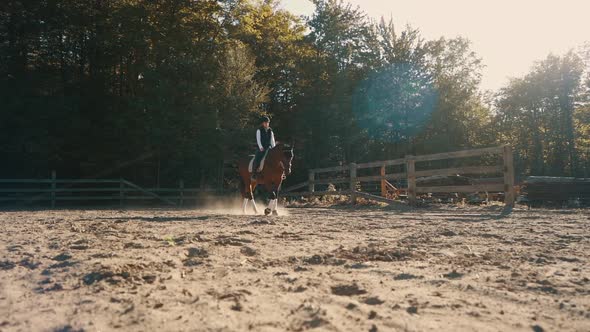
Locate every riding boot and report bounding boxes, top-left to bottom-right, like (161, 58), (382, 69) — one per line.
(251, 165), (259, 181)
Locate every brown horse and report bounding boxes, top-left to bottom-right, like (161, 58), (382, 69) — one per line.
(238, 143), (294, 215)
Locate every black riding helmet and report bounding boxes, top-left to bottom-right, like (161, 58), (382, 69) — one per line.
(260, 115), (270, 123)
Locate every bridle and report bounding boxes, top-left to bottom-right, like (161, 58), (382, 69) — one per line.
(280, 146), (294, 180)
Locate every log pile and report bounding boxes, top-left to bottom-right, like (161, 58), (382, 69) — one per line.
(522, 176), (590, 204)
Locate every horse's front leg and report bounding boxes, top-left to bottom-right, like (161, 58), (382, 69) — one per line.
(264, 183), (280, 216)
(271, 199), (279, 216)
(251, 199), (259, 214)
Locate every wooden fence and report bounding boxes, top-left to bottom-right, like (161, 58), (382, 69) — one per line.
(281, 145), (515, 206)
(0, 172), (223, 207)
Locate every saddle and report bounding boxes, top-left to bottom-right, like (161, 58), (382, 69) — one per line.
(248, 149), (270, 173)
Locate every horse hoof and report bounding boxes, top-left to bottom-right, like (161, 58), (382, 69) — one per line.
(264, 208), (271, 216)
(271, 210), (278, 216)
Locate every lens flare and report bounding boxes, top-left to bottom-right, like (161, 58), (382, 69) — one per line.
(352, 62), (437, 143)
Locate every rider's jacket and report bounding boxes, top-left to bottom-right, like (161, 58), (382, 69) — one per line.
(257, 127), (275, 150)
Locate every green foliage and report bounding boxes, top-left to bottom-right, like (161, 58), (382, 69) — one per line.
(1, 0), (588, 186)
(494, 52), (586, 176)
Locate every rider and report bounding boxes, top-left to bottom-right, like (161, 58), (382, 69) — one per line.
(252, 115), (276, 180)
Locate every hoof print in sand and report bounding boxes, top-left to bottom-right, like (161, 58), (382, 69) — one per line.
(215, 236), (252, 246)
(443, 270), (463, 279)
(49, 260), (77, 269)
(216, 290), (250, 312)
(82, 267), (135, 286)
(182, 248), (209, 267)
(123, 242), (145, 249)
(250, 220), (276, 226)
(83, 271), (114, 285)
(35, 283), (64, 294)
(53, 253), (72, 261)
(69, 240), (89, 250)
(440, 229), (457, 237)
(365, 297), (384, 305)
(337, 246), (415, 262)
(346, 263), (372, 269)
(186, 247), (209, 258)
(142, 275), (157, 284)
(0, 261), (16, 270)
(7, 245), (24, 252)
(183, 258), (204, 267)
(290, 285), (307, 293)
(303, 255), (346, 266)
(52, 325), (84, 332)
(19, 258), (41, 270)
(290, 303), (329, 330)
(240, 246), (257, 256)
(231, 302), (243, 311)
(394, 273), (423, 281)
(331, 283), (367, 296)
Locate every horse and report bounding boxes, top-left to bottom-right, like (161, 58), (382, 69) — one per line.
(238, 142), (294, 215)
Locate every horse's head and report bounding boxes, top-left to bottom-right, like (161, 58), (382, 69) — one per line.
(278, 142), (294, 176)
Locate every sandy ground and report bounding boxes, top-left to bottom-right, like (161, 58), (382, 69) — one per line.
(0, 204), (589, 332)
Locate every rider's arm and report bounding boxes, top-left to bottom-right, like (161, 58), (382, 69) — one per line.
(256, 129), (263, 150)
(270, 131), (276, 148)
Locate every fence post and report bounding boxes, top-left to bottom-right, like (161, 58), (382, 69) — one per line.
(179, 179), (184, 207)
(349, 163), (357, 204)
(119, 178), (124, 207)
(380, 164), (386, 197)
(51, 170), (56, 208)
(406, 157), (416, 206)
(503, 145), (515, 207)
(308, 171), (315, 201)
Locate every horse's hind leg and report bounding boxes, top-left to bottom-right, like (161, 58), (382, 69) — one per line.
(240, 176), (249, 215)
(242, 198), (259, 215)
(248, 184), (259, 214)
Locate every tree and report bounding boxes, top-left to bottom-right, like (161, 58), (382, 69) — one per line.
(494, 51), (585, 176)
(298, 0), (378, 167)
(352, 21), (435, 154)
(421, 37), (489, 152)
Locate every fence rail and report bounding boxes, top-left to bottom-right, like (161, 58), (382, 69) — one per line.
(282, 145), (515, 206)
(0, 175), (223, 207)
